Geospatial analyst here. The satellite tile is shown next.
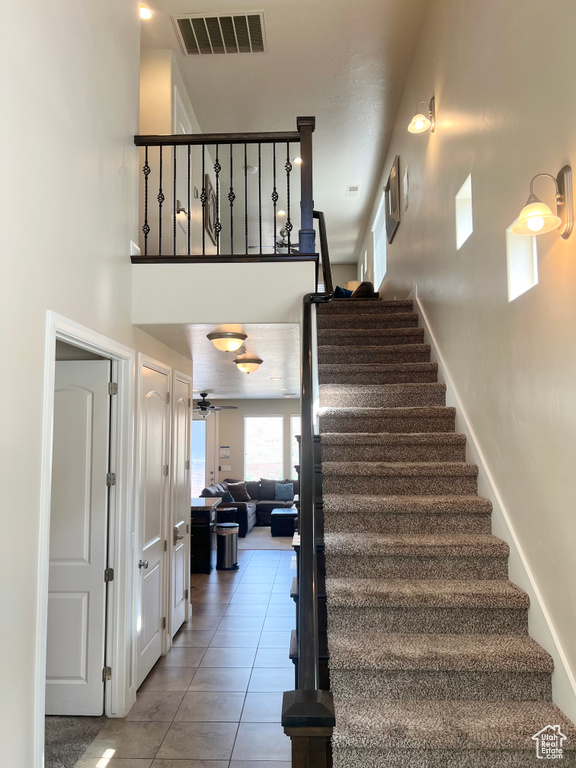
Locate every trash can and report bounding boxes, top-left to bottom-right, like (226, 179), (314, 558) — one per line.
(216, 522), (239, 571)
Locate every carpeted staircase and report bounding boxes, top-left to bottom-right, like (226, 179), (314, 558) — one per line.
(317, 297), (576, 767)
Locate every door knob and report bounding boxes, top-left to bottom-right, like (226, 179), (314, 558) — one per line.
(138, 559), (149, 569)
(173, 527), (184, 545)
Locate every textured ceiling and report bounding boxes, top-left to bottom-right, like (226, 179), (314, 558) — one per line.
(141, 0), (430, 264)
(139, 322), (300, 398)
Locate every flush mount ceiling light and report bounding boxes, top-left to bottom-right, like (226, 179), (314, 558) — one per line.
(206, 330), (247, 352)
(234, 355), (263, 374)
(139, 6), (152, 19)
(293, 157), (303, 165)
(408, 97), (436, 134)
(512, 166), (573, 238)
(277, 209), (286, 217)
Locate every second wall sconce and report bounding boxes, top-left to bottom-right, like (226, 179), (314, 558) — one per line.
(512, 165), (573, 238)
(408, 97), (436, 134)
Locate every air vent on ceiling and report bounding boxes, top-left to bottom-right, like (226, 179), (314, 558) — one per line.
(173, 12), (266, 56)
(346, 185), (360, 197)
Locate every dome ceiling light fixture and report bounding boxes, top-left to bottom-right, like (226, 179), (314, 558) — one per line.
(408, 96), (436, 134)
(206, 330), (247, 352)
(512, 166), (573, 238)
(234, 355), (263, 374)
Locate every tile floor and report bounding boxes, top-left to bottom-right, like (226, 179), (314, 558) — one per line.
(76, 547), (295, 768)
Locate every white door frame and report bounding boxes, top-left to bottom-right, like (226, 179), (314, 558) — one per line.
(135, 354), (172, 667)
(36, 311), (136, 768)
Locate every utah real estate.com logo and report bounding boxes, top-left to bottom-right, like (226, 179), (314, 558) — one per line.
(532, 725), (568, 759)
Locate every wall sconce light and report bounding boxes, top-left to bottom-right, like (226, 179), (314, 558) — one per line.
(234, 356), (263, 374)
(408, 97), (436, 134)
(207, 331), (247, 352)
(139, 6), (152, 20)
(512, 165), (573, 238)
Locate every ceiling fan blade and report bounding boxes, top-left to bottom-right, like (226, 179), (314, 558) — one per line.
(212, 405), (238, 410)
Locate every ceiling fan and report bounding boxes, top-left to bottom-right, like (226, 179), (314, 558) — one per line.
(192, 392), (238, 414)
(248, 228), (300, 254)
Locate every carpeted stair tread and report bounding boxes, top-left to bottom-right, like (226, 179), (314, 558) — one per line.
(318, 343), (431, 364)
(317, 298), (413, 314)
(319, 382), (446, 408)
(318, 327), (425, 346)
(318, 362), (438, 384)
(321, 432), (464, 446)
(331, 699), (576, 752)
(324, 532), (508, 558)
(322, 461), (478, 477)
(328, 632), (554, 672)
(323, 494), (492, 517)
(317, 312), (420, 329)
(325, 578), (529, 609)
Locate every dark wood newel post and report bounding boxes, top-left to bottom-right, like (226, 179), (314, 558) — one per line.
(297, 116), (316, 255)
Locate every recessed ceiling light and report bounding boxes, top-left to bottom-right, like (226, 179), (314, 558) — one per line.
(280, 388), (288, 391)
(277, 210), (286, 217)
(245, 164), (258, 174)
(293, 157), (303, 165)
(139, 6), (152, 19)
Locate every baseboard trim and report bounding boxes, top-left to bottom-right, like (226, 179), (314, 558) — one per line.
(411, 290), (576, 721)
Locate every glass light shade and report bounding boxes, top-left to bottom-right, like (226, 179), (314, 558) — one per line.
(206, 331), (247, 352)
(139, 6), (152, 19)
(234, 357), (263, 374)
(512, 200), (561, 236)
(408, 113), (431, 134)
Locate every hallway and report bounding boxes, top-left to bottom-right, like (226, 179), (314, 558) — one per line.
(75, 547), (295, 766)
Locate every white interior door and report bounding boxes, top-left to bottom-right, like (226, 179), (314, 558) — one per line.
(171, 373), (191, 636)
(137, 363), (169, 687)
(46, 360), (111, 715)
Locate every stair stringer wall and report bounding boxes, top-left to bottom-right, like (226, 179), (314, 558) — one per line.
(410, 288), (576, 723)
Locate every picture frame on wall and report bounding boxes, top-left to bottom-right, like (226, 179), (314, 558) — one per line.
(204, 174), (217, 245)
(385, 155), (401, 243)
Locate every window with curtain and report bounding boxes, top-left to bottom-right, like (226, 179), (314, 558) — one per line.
(244, 415), (284, 481)
(372, 192), (387, 289)
(290, 414), (301, 477)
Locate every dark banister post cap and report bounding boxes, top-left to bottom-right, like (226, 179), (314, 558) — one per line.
(281, 689), (335, 728)
(297, 116), (316, 131)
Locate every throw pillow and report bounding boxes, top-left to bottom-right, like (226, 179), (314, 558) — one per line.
(226, 480), (251, 502)
(246, 480), (260, 499)
(259, 478), (276, 500)
(275, 482), (294, 501)
(351, 281), (375, 298)
(334, 285), (353, 298)
(219, 490), (235, 503)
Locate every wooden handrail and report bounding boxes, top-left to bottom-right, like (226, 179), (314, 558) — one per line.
(134, 131), (301, 147)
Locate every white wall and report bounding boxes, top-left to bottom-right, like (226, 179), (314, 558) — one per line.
(359, 0), (576, 720)
(1, 3), (192, 765)
(331, 263), (358, 288)
(215, 399), (301, 483)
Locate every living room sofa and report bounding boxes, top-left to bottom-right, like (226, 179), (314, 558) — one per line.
(200, 477), (299, 535)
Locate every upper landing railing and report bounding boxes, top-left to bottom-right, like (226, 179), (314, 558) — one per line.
(133, 116), (316, 263)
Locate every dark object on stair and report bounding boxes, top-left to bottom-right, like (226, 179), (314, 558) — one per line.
(334, 285), (353, 297)
(45, 715), (106, 768)
(351, 280), (375, 298)
(316, 297), (576, 767)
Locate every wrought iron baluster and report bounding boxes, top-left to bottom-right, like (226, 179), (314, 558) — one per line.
(142, 145), (150, 256)
(187, 144), (191, 255)
(215, 145), (221, 256)
(244, 143), (248, 255)
(258, 143), (262, 252)
(173, 146), (177, 255)
(158, 146), (164, 255)
(272, 143), (278, 254)
(200, 145), (206, 256)
(229, 143), (235, 254)
(285, 142), (292, 252)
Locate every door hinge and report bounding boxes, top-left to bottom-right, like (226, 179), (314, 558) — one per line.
(188, 397), (191, 407)
(186, 524), (189, 534)
(102, 666), (112, 682)
(162, 617), (166, 629)
(184, 459), (190, 471)
(108, 382), (118, 396)
(184, 588), (189, 600)
(104, 567), (114, 583)
(166, 392), (171, 405)
(164, 539), (168, 552)
(106, 472), (116, 487)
